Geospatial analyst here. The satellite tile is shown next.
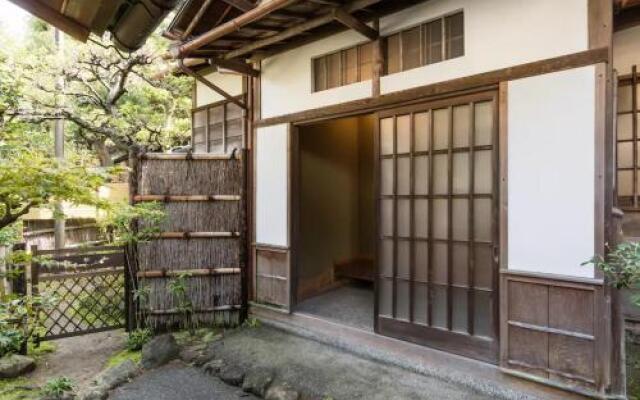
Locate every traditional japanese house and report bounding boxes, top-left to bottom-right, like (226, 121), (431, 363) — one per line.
(10, 0), (640, 398)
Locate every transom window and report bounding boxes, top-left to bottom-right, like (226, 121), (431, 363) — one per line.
(311, 11), (464, 92)
(313, 42), (373, 92)
(192, 97), (245, 154)
(387, 11), (464, 74)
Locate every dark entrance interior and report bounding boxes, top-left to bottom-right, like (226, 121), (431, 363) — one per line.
(295, 115), (376, 331)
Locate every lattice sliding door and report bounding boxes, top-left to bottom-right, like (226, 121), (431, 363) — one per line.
(376, 91), (499, 363)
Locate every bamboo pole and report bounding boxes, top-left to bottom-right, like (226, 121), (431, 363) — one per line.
(137, 268), (241, 278)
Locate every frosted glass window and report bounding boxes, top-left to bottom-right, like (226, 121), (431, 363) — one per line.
(414, 199), (429, 238)
(432, 242), (448, 284)
(414, 156), (429, 195)
(396, 280), (410, 321)
(451, 243), (468, 286)
(474, 245), (493, 290)
(452, 199), (469, 240)
(380, 240), (394, 277)
(474, 101), (493, 146)
(397, 115), (411, 154)
(379, 278), (393, 317)
(474, 199), (492, 242)
(414, 112), (430, 152)
(618, 142), (634, 168)
(453, 105), (471, 148)
(397, 241), (410, 279)
(432, 286), (448, 328)
(397, 157), (411, 195)
(433, 108), (450, 150)
(381, 199), (394, 237)
(618, 84), (632, 112)
(452, 152), (470, 194)
(474, 150), (492, 194)
(415, 241), (429, 281)
(433, 199), (448, 239)
(618, 114), (633, 141)
(452, 287), (468, 333)
(380, 118), (394, 155)
(398, 199), (411, 238)
(413, 283), (428, 325)
(381, 158), (394, 195)
(433, 154), (448, 194)
(473, 291), (492, 338)
(619, 170), (633, 196)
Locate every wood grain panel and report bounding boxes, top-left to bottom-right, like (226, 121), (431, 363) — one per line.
(255, 246), (289, 308)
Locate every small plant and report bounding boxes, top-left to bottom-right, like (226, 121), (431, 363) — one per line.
(168, 272), (193, 332)
(0, 328), (23, 357)
(243, 317), (261, 329)
(584, 241), (640, 293)
(42, 377), (74, 399)
(127, 328), (152, 351)
(99, 202), (166, 246)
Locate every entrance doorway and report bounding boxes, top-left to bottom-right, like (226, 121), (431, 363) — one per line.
(294, 115), (376, 331)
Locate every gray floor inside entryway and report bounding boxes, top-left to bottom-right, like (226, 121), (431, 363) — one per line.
(295, 283), (374, 331)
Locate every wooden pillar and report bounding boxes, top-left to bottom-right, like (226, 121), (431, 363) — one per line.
(372, 19), (385, 97)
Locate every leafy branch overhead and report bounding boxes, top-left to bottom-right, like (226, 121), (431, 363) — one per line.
(2, 20), (192, 166)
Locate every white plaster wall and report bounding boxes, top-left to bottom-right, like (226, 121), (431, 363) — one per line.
(196, 70), (244, 107)
(261, 29), (372, 119)
(381, 0), (588, 94)
(256, 124), (289, 247)
(507, 66), (595, 278)
(260, 0), (589, 118)
(614, 24), (640, 75)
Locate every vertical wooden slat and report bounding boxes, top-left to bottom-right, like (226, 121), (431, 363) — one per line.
(632, 65), (638, 208)
(446, 106), (454, 331)
(409, 112), (416, 323)
(468, 102), (476, 336)
(223, 103), (228, 153)
(427, 110), (435, 326)
(392, 115), (398, 319)
(205, 106), (211, 153)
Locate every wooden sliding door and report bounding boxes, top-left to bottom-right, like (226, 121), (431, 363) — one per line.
(376, 91), (499, 363)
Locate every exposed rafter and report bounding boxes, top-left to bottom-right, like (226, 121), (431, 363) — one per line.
(220, 0), (255, 12)
(222, 0), (383, 60)
(8, 0), (90, 41)
(179, 61), (247, 109)
(209, 58), (260, 77)
(182, 0), (215, 39)
(333, 8), (378, 41)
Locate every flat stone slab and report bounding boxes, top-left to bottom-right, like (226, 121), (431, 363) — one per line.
(109, 361), (259, 400)
(210, 326), (495, 400)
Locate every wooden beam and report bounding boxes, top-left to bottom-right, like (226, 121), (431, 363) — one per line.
(210, 58), (260, 77)
(333, 8), (378, 40)
(372, 18), (384, 96)
(224, 0), (382, 60)
(8, 0), (90, 41)
(179, 60), (247, 109)
(170, 0), (300, 58)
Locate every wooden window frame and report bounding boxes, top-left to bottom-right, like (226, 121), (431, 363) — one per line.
(191, 95), (246, 154)
(312, 41), (374, 93)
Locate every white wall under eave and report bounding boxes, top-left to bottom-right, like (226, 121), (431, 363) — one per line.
(507, 66), (596, 279)
(195, 70), (244, 107)
(613, 24), (640, 75)
(260, 30), (373, 119)
(256, 124), (289, 247)
(381, 0), (589, 94)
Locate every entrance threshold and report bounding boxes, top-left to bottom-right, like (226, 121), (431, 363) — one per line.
(249, 304), (587, 400)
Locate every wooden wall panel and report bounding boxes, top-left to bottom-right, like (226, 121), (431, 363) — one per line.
(500, 271), (607, 394)
(254, 246), (290, 309)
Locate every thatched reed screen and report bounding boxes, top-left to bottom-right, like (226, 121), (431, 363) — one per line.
(130, 150), (247, 330)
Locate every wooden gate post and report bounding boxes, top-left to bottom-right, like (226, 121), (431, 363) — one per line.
(127, 145), (142, 331)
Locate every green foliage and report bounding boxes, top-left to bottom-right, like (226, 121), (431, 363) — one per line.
(0, 222), (21, 247)
(99, 202), (166, 245)
(41, 377), (74, 398)
(126, 328), (152, 351)
(584, 241), (640, 290)
(106, 348), (142, 368)
(243, 317), (261, 329)
(168, 272), (193, 331)
(0, 329), (23, 357)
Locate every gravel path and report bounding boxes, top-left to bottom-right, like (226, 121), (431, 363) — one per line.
(27, 330), (126, 389)
(110, 361), (258, 400)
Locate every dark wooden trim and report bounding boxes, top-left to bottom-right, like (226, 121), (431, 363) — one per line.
(192, 95), (245, 113)
(8, 0), (90, 41)
(289, 123), (299, 309)
(333, 8), (378, 41)
(589, 0), (613, 51)
(378, 316), (498, 364)
(257, 48), (609, 127)
(499, 269), (604, 287)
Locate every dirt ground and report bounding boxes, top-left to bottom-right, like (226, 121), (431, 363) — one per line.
(26, 330), (127, 390)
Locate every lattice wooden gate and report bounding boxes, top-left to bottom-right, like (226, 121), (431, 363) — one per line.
(31, 246), (126, 341)
(129, 149), (247, 329)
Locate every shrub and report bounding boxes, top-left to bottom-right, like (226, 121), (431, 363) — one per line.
(584, 241), (640, 290)
(0, 328), (23, 357)
(42, 377), (74, 398)
(126, 328), (152, 351)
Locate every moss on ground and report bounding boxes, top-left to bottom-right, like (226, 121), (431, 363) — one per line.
(0, 377), (40, 400)
(173, 327), (221, 347)
(105, 349), (141, 368)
